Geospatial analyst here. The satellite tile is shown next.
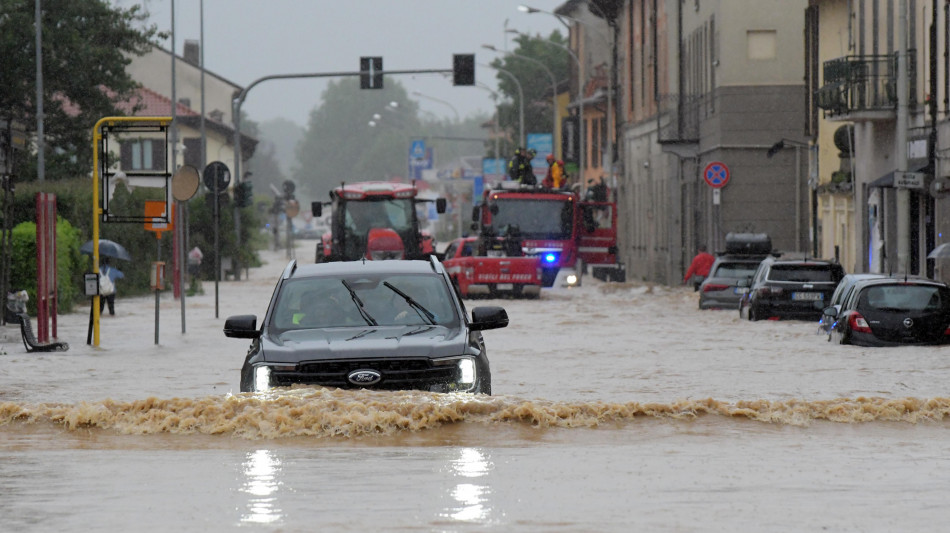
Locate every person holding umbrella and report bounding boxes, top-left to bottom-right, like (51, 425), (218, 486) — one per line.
(98, 258), (124, 316)
(80, 239), (131, 316)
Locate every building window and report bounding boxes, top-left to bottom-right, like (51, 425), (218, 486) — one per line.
(132, 140), (151, 170)
(120, 139), (166, 171)
(590, 117), (601, 169)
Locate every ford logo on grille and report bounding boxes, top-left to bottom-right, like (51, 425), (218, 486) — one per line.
(347, 369), (382, 386)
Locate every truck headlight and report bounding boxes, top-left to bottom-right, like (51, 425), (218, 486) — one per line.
(458, 358), (476, 386)
(566, 273), (578, 286)
(434, 357), (477, 388)
(253, 365), (271, 392)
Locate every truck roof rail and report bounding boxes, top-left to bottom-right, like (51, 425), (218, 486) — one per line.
(280, 259), (297, 279)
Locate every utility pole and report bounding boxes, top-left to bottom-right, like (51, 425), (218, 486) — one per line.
(896, 0), (910, 274)
(35, 0), (44, 181)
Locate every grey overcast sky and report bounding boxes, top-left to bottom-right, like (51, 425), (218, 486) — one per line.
(119, 1), (567, 126)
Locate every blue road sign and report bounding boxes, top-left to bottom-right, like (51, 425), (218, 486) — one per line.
(410, 140), (426, 160)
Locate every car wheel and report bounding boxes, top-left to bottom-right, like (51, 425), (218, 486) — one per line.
(749, 304), (759, 322)
(839, 329), (850, 345)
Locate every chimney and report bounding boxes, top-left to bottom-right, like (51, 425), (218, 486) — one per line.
(183, 40), (200, 66)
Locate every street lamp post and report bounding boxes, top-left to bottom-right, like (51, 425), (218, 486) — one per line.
(482, 44), (559, 142)
(475, 83), (501, 158)
(411, 91), (460, 123)
(368, 115), (415, 180)
(507, 29), (584, 185)
(481, 64), (525, 148)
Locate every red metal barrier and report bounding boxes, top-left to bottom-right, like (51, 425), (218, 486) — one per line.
(35, 193), (58, 343)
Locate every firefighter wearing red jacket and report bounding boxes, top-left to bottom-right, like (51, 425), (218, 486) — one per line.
(683, 244), (715, 290)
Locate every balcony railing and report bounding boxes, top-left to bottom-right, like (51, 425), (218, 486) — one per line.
(816, 50), (916, 117)
(657, 93), (701, 144)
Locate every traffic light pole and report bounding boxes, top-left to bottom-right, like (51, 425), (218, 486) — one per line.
(230, 65), (462, 272)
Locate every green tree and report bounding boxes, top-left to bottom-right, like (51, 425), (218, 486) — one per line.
(417, 114), (491, 168)
(489, 31), (569, 155)
(293, 78), (423, 201)
(0, 0), (162, 181)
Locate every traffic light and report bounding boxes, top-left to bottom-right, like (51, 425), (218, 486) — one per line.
(453, 54), (475, 86)
(235, 181), (253, 208)
(282, 179), (296, 198)
(360, 57), (383, 89)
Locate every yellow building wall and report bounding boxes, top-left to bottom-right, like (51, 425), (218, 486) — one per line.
(816, 0), (857, 270)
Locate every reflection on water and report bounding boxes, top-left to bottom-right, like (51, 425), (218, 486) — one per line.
(444, 447), (492, 524)
(240, 449), (282, 525)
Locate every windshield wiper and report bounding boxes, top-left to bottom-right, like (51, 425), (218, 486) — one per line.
(341, 279), (378, 326)
(383, 281), (436, 325)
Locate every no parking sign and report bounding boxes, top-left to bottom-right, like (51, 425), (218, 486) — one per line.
(703, 161), (730, 188)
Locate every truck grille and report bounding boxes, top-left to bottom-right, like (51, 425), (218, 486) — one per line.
(272, 358), (457, 390)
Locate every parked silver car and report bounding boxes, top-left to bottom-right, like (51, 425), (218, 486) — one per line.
(698, 233), (772, 310)
(698, 256), (766, 309)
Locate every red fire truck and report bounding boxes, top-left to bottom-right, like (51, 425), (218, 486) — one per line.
(441, 236), (543, 298)
(472, 182), (623, 287)
(312, 181), (445, 262)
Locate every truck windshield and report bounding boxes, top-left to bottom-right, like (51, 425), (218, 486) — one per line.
(343, 198), (414, 234)
(489, 198), (573, 240)
(271, 273), (459, 330)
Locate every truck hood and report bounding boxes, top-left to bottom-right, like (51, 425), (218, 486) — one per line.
(261, 325), (467, 362)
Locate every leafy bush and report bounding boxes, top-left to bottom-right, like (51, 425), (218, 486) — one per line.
(8, 217), (83, 314)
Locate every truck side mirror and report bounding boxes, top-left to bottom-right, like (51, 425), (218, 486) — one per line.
(311, 202), (322, 218)
(471, 206), (479, 222)
(436, 198), (447, 214)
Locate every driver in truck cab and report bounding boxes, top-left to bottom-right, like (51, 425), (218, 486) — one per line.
(347, 204), (390, 235)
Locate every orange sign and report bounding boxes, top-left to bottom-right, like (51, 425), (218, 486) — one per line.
(144, 201), (174, 234)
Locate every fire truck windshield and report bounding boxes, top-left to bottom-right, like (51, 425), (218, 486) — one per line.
(489, 198), (573, 240)
(344, 198), (414, 234)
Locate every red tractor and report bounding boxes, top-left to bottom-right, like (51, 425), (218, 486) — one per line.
(312, 181), (445, 262)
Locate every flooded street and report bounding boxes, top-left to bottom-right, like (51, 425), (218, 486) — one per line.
(2, 242), (950, 532)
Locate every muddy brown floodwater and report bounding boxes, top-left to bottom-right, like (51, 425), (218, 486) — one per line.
(1, 242), (949, 532)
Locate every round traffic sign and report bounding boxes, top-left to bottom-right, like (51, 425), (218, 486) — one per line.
(703, 161), (730, 189)
(172, 165), (200, 201)
(285, 199), (300, 218)
(202, 161), (231, 192)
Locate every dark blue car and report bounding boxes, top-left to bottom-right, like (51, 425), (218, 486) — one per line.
(224, 258), (508, 394)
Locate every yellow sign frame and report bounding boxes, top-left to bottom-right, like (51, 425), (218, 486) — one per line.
(91, 116), (172, 346)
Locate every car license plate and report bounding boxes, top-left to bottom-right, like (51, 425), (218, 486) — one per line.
(792, 292), (822, 301)
(497, 283), (513, 291)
